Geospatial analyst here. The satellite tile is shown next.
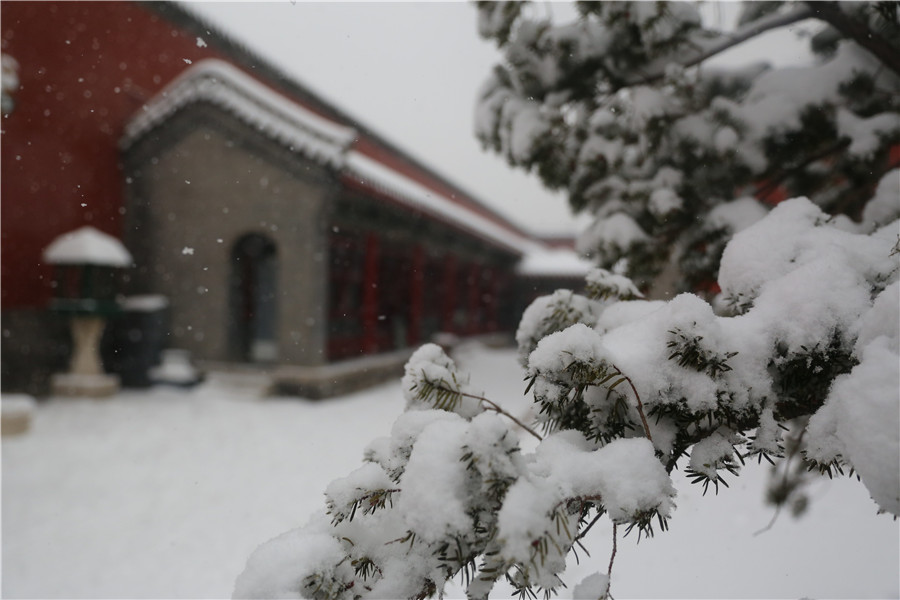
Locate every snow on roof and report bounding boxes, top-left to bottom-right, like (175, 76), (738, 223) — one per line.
(42, 226), (133, 267)
(517, 245), (594, 278)
(344, 151), (535, 256)
(122, 59), (573, 263)
(121, 59), (357, 167)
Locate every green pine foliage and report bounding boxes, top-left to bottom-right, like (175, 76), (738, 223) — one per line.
(475, 0), (900, 291)
(234, 4), (899, 599)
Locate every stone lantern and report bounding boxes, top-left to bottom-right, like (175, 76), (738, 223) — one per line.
(42, 226), (133, 397)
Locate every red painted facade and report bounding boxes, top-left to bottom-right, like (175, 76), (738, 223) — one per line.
(1, 2), (232, 309)
(1, 1), (529, 315)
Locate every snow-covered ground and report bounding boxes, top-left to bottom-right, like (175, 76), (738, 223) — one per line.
(2, 344), (898, 599)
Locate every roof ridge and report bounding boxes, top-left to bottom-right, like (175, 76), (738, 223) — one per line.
(152, 1), (538, 239)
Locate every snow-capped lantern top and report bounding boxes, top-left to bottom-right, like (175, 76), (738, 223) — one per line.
(43, 226), (133, 267)
(42, 226), (133, 316)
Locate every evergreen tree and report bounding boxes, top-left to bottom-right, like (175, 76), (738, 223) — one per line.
(475, 0), (900, 292)
(234, 3), (899, 598)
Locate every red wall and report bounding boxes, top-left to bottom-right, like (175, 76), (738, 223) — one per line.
(0, 2), (233, 309)
(1, 1), (527, 311)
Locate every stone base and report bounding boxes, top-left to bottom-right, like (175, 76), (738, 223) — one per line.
(51, 373), (120, 398)
(1, 394), (37, 436)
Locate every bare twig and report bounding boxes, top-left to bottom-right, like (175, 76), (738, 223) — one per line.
(605, 523), (618, 599)
(460, 390), (544, 442)
(754, 504), (783, 537)
(576, 510), (605, 542)
(615, 368), (653, 443)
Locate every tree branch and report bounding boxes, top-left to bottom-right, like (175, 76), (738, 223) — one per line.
(605, 523), (617, 599)
(805, 1), (900, 78)
(625, 4), (815, 87)
(613, 368), (653, 443)
(753, 138), (851, 202)
(458, 390), (544, 442)
(576, 510), (605, 542)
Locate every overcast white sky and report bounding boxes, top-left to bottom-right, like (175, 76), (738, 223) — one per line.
(184, 2), (813, 237)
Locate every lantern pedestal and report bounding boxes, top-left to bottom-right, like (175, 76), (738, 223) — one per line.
(42, 225), (133, 398)
(51, 315), (120, 397)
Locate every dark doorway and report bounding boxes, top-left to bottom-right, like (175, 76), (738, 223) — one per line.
(230, 233), (278, 362)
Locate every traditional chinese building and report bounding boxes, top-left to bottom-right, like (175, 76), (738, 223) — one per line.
(1, 2), (589, 397)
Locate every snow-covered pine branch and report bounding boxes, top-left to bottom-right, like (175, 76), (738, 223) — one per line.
(233, 3), (898, 597)
(235, 192), (898, 599)
(235, 344), (675, 600)
(475, 0), (900, 291)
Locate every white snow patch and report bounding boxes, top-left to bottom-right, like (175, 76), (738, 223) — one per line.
(42, 225), (133, 267)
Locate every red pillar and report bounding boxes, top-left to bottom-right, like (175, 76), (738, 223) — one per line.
(486, 268), (500, 332)
(361, 233), (380, 354)
(408, 245), (425, 346)
(466, 263), (480, 334)
(441, 254), (458, 333)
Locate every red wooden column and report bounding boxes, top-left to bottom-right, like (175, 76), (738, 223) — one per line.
(361, 232), (381, 354)
(408, 244), (425, 346)
(441, 254), (458, 333)
(486, 267), (501, 332)
(466, 262), (481, 334)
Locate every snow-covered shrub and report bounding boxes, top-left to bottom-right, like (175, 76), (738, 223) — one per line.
(235, 199), (898, 599)
(236, 343), (674, 600)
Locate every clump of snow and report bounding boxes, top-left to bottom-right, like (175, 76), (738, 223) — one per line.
(600, 293), (725, 414)
(233, 523), (347, 599)
(573, 572), (609, 600)
(149, 349), (200, 386)
(578, 213), (649, 260)
(401, 343), (481, 418)
(593, 299), (666, 334)
(718, 41), (892, 165)
(705, 197), (768, 233)
(806, 280), (900, 514)
(819, 336), (899, 515)
(527, 323), (609, 383)
(367, 408), (463, 481)
(689, 428), (739, 480)
(515, 290), (599, 368)
(720, 197), (895, 354)
(395, 416), (473, 542)
(630, 85), (674, 128)
(119, 294), (169, 312)
(518, 246), (594, 278)
(504, 98), (550, 163)
(42, 225), (133, 267)
(748, 406), (782, 457)
(497, 435), (675, 562)
(862, 169), (900, 228)
(837, 108), (900, 160)
(1, 393), (37, 417)
(585, 267), (643, 301)
(324, 461), (396, 528)
(648, 186), (683, 219)
(713, 126), (739, 152)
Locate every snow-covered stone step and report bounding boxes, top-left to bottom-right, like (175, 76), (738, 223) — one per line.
(1, 394), (37, 436)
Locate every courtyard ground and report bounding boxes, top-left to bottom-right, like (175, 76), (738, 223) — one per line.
(2, 343), (898, 598)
